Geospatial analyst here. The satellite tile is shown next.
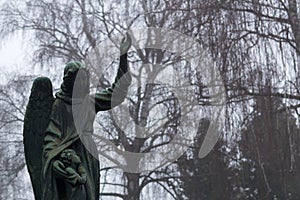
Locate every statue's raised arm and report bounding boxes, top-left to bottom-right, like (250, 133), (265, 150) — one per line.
(92, 32), (132, 112)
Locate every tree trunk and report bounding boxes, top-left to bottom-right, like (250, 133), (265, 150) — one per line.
(124, 172), (140, 200)
(288, 0), (300, 54)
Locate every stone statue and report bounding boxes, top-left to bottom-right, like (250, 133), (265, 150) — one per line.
(24, 33), (132, 200)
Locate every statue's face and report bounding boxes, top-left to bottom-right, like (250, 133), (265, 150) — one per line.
(61, 149), (81, 164)
(63, 66), (78, 91)
(62, 62), (90, 97)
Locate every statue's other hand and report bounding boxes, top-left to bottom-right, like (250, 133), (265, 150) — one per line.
(120, 32), (132, 55)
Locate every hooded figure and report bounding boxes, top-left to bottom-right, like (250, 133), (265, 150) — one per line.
(41, 44), (131, 199)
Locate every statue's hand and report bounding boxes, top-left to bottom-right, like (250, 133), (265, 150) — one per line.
(77, 165), (87, 184)
(120, 32), (132, 55)
(65, 167), (86, 185)
(78, 175), (87, 184)
(65, 167), (77, 175)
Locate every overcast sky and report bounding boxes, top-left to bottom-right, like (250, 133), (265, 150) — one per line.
(0, 0), (26, 79)
(0, 32), (27, 80)
(0, 31), (56, 85)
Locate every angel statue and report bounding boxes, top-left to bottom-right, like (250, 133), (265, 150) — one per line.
(23, 33), (132, 200)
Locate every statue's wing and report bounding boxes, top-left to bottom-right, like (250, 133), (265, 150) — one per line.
(23, 77), (54, 200)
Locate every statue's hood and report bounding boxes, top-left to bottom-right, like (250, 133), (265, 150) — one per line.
(56, 61), (90, 103)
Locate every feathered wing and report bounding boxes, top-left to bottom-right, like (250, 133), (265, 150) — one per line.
(23, 77), (54, 200)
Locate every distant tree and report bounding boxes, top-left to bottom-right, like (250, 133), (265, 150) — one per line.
(177, 118), (234, 200)
(238, 84), (300, 199)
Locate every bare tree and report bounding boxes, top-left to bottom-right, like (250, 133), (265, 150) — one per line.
(0, 75), (34, 199)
